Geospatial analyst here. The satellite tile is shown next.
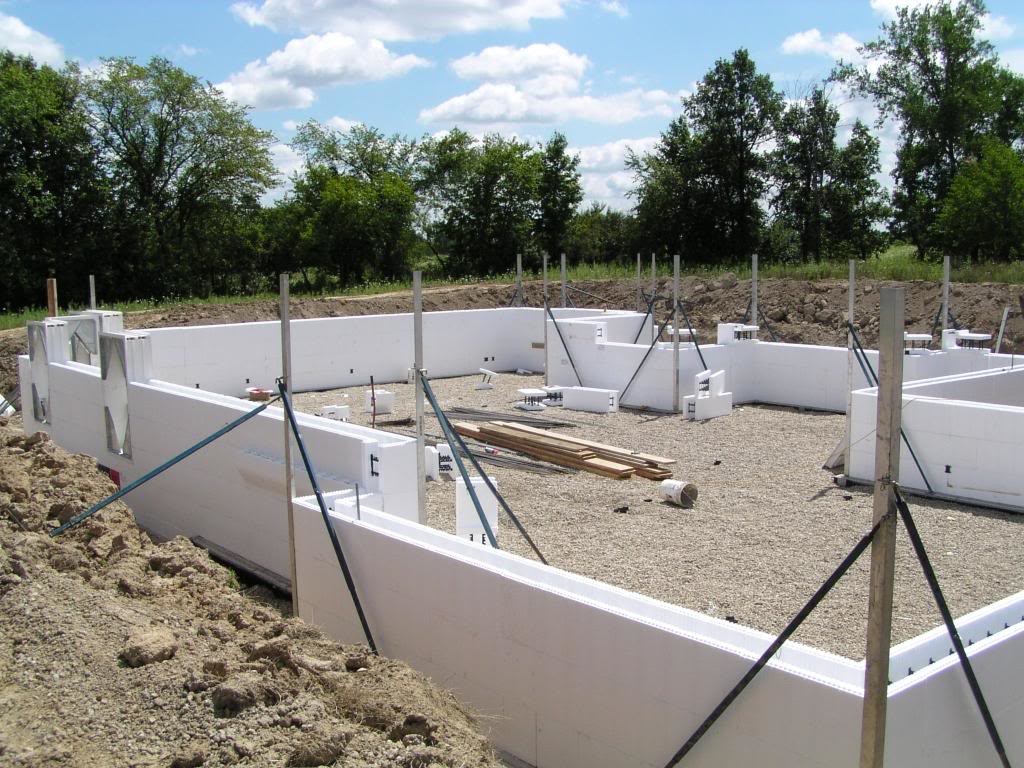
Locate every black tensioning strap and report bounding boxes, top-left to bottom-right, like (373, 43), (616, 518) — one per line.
(893, 488), (1011, 768)
(546, 304), (584, 386)
(846, 322), (934, 494)
(419, 374), (500, 549)
(675, 300), (708, 371)
(277, 382), (378, 654)
(620, 311), (678, 401)
(663, 514), (888, 767)
(631, 290), (658, 345)
(420, 373), (548, 565)
(566, 283), (617, 306)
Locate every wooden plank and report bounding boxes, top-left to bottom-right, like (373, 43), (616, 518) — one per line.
(491, 421), (676, 466)
(476, 423), (594, 457)
(454, 424), (633, 479)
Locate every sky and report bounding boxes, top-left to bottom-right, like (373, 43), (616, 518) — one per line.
(2, 0), (1023, 209)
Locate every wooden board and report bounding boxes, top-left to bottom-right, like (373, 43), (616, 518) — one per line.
(490, 421), (676, 466)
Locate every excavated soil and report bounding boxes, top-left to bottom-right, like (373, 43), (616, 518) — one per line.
(0, 416), (498, 768)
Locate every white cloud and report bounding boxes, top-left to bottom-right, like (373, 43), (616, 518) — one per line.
(282, 119), (299, 131)
(869, 0), (1013, 40)
(420, 82), (681, 125)
(326, 115), (362, 131)
(781, 29), (862, 62)
(176, 43), (202, 58)
(452, 43), (589, 83)
(426, 42), (681, 126)
(980, 14), (1014, 40)
(0, 12), (64, 66)
(217, 33), (429, 110)
(573, 136), (658, 172)
(599, 1), (629, 18)
(1003, 49), (1024, 74)
(262, 142), (305, 204)
(230, 0), (569, 41)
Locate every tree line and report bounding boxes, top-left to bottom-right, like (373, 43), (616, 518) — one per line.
(1, 0), (1022, 312)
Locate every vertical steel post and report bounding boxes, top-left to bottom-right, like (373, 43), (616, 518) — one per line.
(751, 252), (758, 337)
(672, 253), (680, 413)
(636, 252), (642, 313)
(844, 260), (856, 476)
(46, 278), (58, 317)
(859, 287), (905, 768)
(650, 253), (657, 343)
(413, 270), (426, 525)
(515, 253), (523, 307)
(560, 253), (567, 308)
(279, 274), (299, 615)
(88, 275), (97, 310)
(941, 254), (950, 331)
(995, 307), (1009, 354)
(543, 253), (549, 386)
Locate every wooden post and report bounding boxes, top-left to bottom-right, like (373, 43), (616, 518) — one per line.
(413, 270), (426, 525)
(751, 253), (758, 336)
(279, 274), (299, 616)
(672, 254), (680, 413)
(46, 278), (58, 317)
(560, 253), (567, 308)
(941, 254), (950, 331)
(844, 260), (856, 477)
(515, 253), (523, 308)
(859, 286), (904, 768)
(543, 253), (549, 387)
(88, 275), (97, 310)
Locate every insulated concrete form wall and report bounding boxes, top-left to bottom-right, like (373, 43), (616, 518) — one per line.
(292, 493), (1024, 768)
(848, 368), (1024, 508)
(22, 341), (418, 578)
(143, 308), (634, 396)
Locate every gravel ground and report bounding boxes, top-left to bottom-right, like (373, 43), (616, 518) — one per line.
(293, 373), (1024, 661)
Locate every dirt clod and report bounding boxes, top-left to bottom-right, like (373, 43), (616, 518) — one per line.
(120, 628), (178, 667)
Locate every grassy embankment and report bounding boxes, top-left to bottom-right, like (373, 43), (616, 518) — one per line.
(4, 244), (1022, 331)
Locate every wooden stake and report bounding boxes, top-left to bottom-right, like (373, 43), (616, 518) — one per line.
(636, 252), (642, 313)
(859, 286), (904, 768)
(279, 273), (299, 615)
(650, 253), (657, 343)
(515, 253), (523, 307)
(46, 278), (58, 317)
(88, 274), (97, 310)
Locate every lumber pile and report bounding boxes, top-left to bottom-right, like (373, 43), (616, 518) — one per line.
(452, 420), (675, 481)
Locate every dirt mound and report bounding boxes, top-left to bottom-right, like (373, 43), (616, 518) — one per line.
(0, 416), (497, 767)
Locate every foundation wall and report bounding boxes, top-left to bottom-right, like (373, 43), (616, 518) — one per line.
(292, 494), (1024, 768)
(849, 383), (1024, 507)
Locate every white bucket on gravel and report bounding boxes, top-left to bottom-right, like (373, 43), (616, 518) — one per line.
(660, 479), (698, 508)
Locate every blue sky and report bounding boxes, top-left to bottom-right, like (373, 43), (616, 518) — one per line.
(2, 0), (1023, 208)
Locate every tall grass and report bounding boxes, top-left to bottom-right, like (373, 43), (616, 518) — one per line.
(3, 244), (1021, 331)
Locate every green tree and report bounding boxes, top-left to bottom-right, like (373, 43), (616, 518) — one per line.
(286, 120), (418, 284)
(828, 121), (890, 259)
(836, 0), (1024, 252)
(535, 132), (582, 260)
(771, 89), (889, 261)
(85, 56), (276, 298)
(631, 50), (782, 263)
(439, 134), (541, 276)
(0, 53), (106, 311)
(565, 203), (635, 264)
(937, 141), (1024, 261)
